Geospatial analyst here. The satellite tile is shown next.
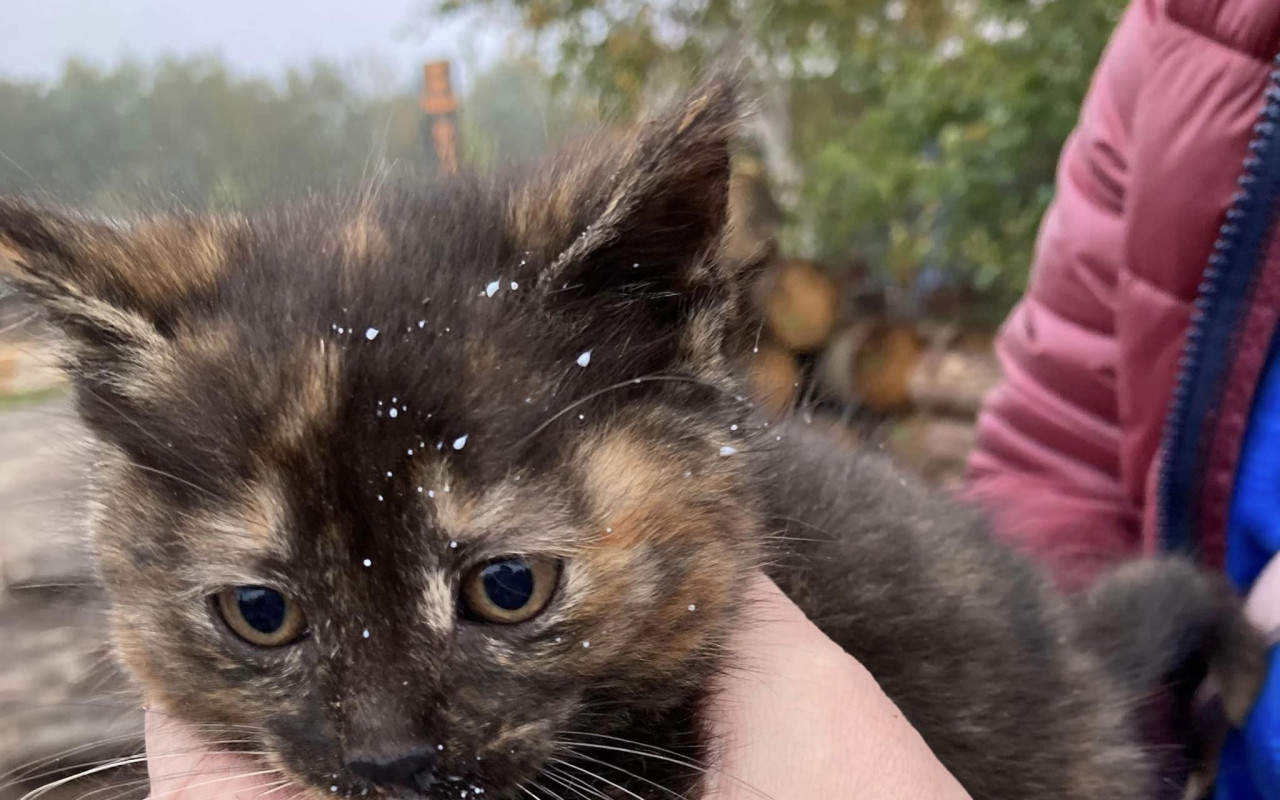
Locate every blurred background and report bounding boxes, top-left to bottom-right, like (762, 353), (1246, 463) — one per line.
(0, 0), (1124, 797)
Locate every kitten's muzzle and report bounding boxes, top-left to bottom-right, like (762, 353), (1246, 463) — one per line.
(347, 750), (438, 792)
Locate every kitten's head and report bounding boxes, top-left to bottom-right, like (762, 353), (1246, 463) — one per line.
(0, 77), (766, 798)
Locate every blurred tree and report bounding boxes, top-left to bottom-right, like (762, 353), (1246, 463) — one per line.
(458, 56), (596, 169)
(427, 0), (1126, 309)
(0, 54), (590, 218)
(0, 57), (424, 213)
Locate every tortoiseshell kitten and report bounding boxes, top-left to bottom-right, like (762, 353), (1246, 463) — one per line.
(0, 77), (1266, 800)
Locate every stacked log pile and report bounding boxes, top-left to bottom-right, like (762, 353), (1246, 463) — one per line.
(743, 257), (1003, 485)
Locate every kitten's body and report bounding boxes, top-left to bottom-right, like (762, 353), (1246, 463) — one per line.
(0, 77), (1264, 799)
(763, 424), (1143, 796)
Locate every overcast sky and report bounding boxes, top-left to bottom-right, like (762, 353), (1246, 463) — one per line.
(0, 0), (505, 87)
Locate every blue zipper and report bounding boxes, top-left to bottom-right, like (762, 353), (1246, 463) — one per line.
(1158, 57), (1280, 553)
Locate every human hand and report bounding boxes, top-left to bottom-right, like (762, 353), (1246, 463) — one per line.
(145, 711), (281, 800)
(1215, 559), (1280, 800)
(144, 572), (969, 800)
(705, 572), (970, 799)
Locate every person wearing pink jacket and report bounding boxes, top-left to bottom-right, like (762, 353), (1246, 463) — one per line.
(967, 0), (1280, 796)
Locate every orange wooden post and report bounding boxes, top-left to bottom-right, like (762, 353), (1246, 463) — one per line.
(421, 61), (459, 174)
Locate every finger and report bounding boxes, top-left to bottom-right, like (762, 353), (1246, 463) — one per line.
(145, 711), (279, 800)
(1244, 559), (1280, 642)
(705, 573), (971, 800)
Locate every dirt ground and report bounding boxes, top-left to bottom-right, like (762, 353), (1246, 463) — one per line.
(0, 339), (144, 800)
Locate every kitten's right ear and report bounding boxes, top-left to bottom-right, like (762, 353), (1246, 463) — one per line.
(0, 198), (235, 351)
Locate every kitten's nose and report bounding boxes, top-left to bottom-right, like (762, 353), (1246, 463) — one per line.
(347, 750), (438, 792)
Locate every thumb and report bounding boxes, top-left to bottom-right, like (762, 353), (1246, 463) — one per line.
(705, 573), (970, 800)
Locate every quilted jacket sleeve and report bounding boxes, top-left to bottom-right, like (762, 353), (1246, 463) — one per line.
(965, 0), (1152, 592)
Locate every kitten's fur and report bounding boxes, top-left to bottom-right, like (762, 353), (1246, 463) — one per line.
(0, 76), (1266, 799)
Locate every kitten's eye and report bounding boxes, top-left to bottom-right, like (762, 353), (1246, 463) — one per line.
(216, 586), (307, 646)
(461, 557), (560, 624)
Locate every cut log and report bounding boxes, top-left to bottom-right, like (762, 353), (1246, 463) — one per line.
(762, 259), (838, 352)
(0, 347), (15, 393)
(908, 346), (1002, 418)
(815, 322), (873, 405)
(0, 319), (68, 398)
(851, 322), (926, 414)
(0, 342), (67, 397)
(745, 345), (801, 419)
(817, 321), (998, 417)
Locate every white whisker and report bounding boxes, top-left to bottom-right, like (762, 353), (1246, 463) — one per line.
(549, 759), (647, 800)
(519, 374), (747, 446)
(256, 779), (300, 798)
(146, 767), (282, 800)
(557, 735), (777, 800)
(18, 756), (151, 800)
(557, 750), (688, 800)
(540, 769), (605, 800)
(7, 742), (261, 787)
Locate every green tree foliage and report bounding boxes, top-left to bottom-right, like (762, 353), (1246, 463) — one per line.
(0, 57), (425, 213)
(0, 55), (591, 221)
(430, 0), (1126, 305)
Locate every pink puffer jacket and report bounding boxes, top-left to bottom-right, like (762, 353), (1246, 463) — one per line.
(966, 0), (1280, 592)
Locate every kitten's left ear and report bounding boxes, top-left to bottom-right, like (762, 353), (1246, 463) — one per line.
(513, 73), (747, 302)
